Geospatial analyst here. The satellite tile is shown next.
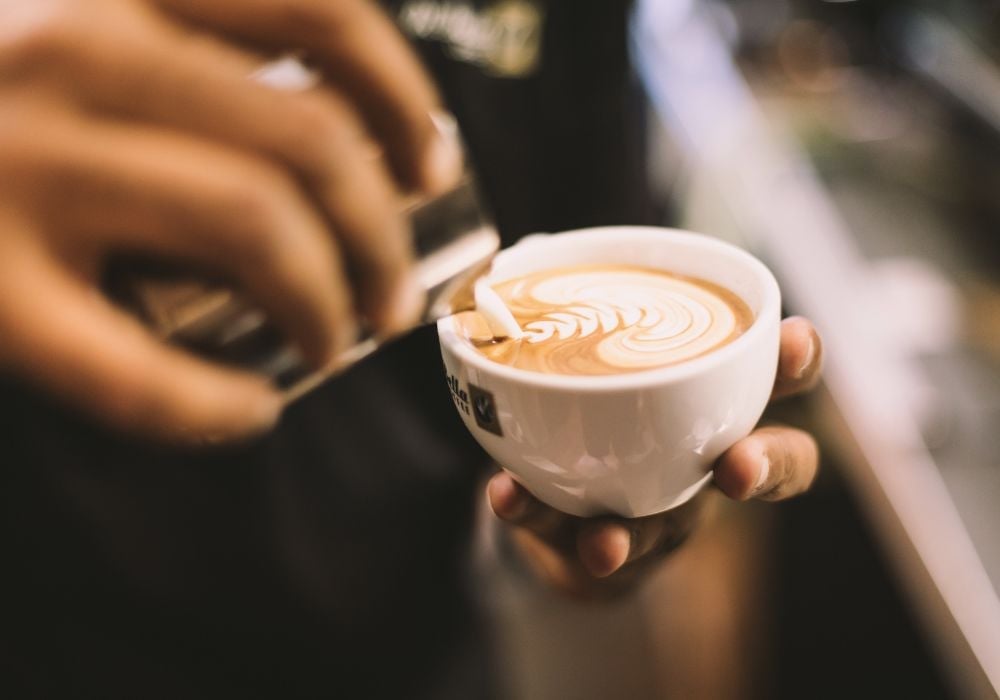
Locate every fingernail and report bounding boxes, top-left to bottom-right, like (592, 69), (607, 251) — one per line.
(489, 476), (528, 520)
(752, 455), (771, 495)
(795, 332), (817, 380)
(383, 273), (426, 334)
(423, 110), (464, 194)
(585, 525), (631, 578)
(607, 526), (632, 574)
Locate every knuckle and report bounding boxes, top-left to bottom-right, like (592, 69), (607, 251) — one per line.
(219, 167), (340, 295)
(281, 94), (380, 193)
(336, 195), (409, 274)
(283, 95), (347, 172)
(219, 171), (295, 262)
(291, 95), (343, 140)
(275, 100), (403, 254)
(767, 434), (818, 500)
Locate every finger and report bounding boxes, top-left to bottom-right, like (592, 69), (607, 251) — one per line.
(772, 316), (823, 400)
(713, 426), (820, 502)
(40, 20), (419, 334)
(153, 0), (463, 195)
(575, 520), (632, 578)
(487, 471), (574, 543)
(19, 114), (356, 367)
(0, 235), (282, 442)
(575, 494), (705, 578)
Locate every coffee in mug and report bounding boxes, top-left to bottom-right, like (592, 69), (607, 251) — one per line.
(458, 265), (753, 376)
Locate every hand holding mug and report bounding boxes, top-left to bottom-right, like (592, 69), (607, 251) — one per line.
(488, 316), (822, 598)
(438, 228), (823, 597)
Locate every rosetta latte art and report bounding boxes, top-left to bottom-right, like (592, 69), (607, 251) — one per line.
(470, 265), (754, 376)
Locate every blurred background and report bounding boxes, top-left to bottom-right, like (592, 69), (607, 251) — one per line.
(476, 1), (1000, 698)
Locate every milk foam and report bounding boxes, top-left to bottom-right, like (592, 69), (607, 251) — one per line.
(474, 266), (752, 376)
(521, 270), (737, 368)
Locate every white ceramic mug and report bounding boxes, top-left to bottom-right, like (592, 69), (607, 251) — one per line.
(437, 227), (781, 518)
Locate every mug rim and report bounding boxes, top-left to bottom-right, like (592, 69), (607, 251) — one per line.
(437, 226), (781, 391)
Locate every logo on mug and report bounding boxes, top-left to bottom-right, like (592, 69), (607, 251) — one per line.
(469, 384), (503, 436)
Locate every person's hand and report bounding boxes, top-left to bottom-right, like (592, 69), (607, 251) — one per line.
(487, 316), (823, 599)
(0, 0), (462, 441)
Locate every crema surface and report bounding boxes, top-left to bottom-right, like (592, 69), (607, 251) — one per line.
(468, 265), (753, 375)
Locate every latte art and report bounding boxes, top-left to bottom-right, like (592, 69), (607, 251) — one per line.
(465, 265), (754, 376)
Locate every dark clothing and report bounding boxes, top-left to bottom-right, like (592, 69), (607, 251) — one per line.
(0, 1), (651, 697)
(0, 335), (489, 698)
(397, 0), (654, 244)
